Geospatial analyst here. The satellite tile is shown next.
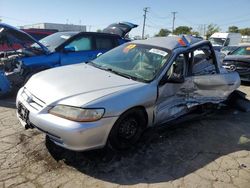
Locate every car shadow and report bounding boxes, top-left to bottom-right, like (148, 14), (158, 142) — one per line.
(46, 107), (250, 185)
(0, 95), (16, 109)
(241, 81), (250, 86)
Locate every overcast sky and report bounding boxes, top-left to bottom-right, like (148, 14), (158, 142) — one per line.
(1, 0), (250, 37)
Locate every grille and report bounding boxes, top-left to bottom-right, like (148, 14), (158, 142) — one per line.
(21, 88), (46, 111)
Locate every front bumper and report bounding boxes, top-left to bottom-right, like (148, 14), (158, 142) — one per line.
(16, 88), (118, 151)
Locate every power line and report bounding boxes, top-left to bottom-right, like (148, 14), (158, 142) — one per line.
(149, 10), (169, 19)
(215, 13), (250, 24)
(220, 18), (250, 26)
(142, 7), (149, 39)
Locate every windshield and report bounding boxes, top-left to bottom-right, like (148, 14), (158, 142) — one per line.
(209, 37), (226, 46)
(90, 43), (170, 82)
(231, 46), (250, 55)
(32, 32), (76, 52)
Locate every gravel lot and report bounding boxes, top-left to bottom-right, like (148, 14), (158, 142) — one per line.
(0, 85), (250, 188)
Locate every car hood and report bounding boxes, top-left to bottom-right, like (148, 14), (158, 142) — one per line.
(0, 23), (49, 53)
(25, 63), (141, 106)
(102, 22), (138, 38)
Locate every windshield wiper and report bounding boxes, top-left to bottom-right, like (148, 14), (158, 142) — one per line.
(87, 61), (107, 70)
(105, 68), (140, 81)
(107, 68), (133, 79)
(87, 62), (139, 81)
(87, 62), (147, 82)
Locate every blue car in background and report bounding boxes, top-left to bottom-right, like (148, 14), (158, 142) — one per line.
(0, 22), (138, 96)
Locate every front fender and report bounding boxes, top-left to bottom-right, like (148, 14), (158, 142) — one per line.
(84, 84), (157, 127)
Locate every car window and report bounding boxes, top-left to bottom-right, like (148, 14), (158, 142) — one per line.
(166, 54), (185, 78)
(66, 36), (92, 51)
(96, 37), (114, 50)
(35, 32), (76, 52)
(209, 38), (226, 46)
(189, 46), (216, 76)
(231, 46), (250, 55)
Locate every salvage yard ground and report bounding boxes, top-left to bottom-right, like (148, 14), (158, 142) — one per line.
(0, 85), (250, 188)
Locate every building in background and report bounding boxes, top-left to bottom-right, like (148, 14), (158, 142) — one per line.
(20, 23), (86, 32)
(22, 28), (58, 40)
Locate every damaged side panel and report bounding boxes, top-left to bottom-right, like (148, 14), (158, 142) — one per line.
(155, 72), (240, 125)
(190, 72), (241, 103)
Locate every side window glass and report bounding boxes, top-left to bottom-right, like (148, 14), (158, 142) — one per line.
(191, 46), (216, 76)
(67, 36), (92, 51)
(233, 47), (250, 55)
(166, 54), (185, 78)
(224, 38), (230, 46)
(96, 37), (114, 50)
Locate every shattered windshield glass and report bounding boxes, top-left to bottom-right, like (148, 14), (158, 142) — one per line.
(90, 43), (170, 82)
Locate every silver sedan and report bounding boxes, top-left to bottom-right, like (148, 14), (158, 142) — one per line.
(16, 36), (240, 151)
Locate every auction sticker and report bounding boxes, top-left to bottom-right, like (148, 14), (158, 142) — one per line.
(149, 48), (168, 56)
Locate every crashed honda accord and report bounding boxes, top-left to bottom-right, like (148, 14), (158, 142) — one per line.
(16, 35), (240, 151)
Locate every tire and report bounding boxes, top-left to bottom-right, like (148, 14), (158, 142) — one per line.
(108, 109), (146, 150)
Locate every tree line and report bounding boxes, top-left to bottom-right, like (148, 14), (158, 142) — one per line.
(155, 24), (250, 39)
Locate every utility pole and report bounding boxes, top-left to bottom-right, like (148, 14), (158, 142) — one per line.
(171, 11), (177, 33)
(142, 7), (149, 39)
(203, 24), (206, 38)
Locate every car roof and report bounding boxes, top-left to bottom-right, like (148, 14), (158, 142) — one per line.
(55, 31), (78, 35)
(75, 31), (122, 38)
(132, 35), (203, 50)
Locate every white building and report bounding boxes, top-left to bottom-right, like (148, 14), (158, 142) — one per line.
(21, 23), (86, 32)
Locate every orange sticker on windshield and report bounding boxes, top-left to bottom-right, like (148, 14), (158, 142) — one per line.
(246, 47), (250, 51)
(123, 44), (136, 53)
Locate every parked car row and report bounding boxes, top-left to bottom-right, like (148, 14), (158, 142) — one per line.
(0, 22), (138, 96)
(16, 35), (240, 151)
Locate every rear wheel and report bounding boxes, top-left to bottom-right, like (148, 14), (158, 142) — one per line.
(108, 109), (146, 150)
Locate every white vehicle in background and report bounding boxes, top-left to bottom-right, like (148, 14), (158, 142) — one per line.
(241, 36), (250, 43)
(209, 32), (242, 51)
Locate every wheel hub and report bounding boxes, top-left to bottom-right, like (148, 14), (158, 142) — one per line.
(118, 118), (138, 139)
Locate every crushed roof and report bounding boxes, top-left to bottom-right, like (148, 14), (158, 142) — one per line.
(133, 35), (203, 50)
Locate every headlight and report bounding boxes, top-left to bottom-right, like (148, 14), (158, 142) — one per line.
(49, 105), (105, 122)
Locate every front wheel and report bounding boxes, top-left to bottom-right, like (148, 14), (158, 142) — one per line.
(108, 109), (146, 150)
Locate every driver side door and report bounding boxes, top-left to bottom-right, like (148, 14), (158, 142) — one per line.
(155, 53), (193, 125)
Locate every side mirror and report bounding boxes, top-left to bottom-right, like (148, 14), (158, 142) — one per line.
(63, 46), (75, 53)
(159, 73), (184, 85)
(97, 52), (102, 57)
